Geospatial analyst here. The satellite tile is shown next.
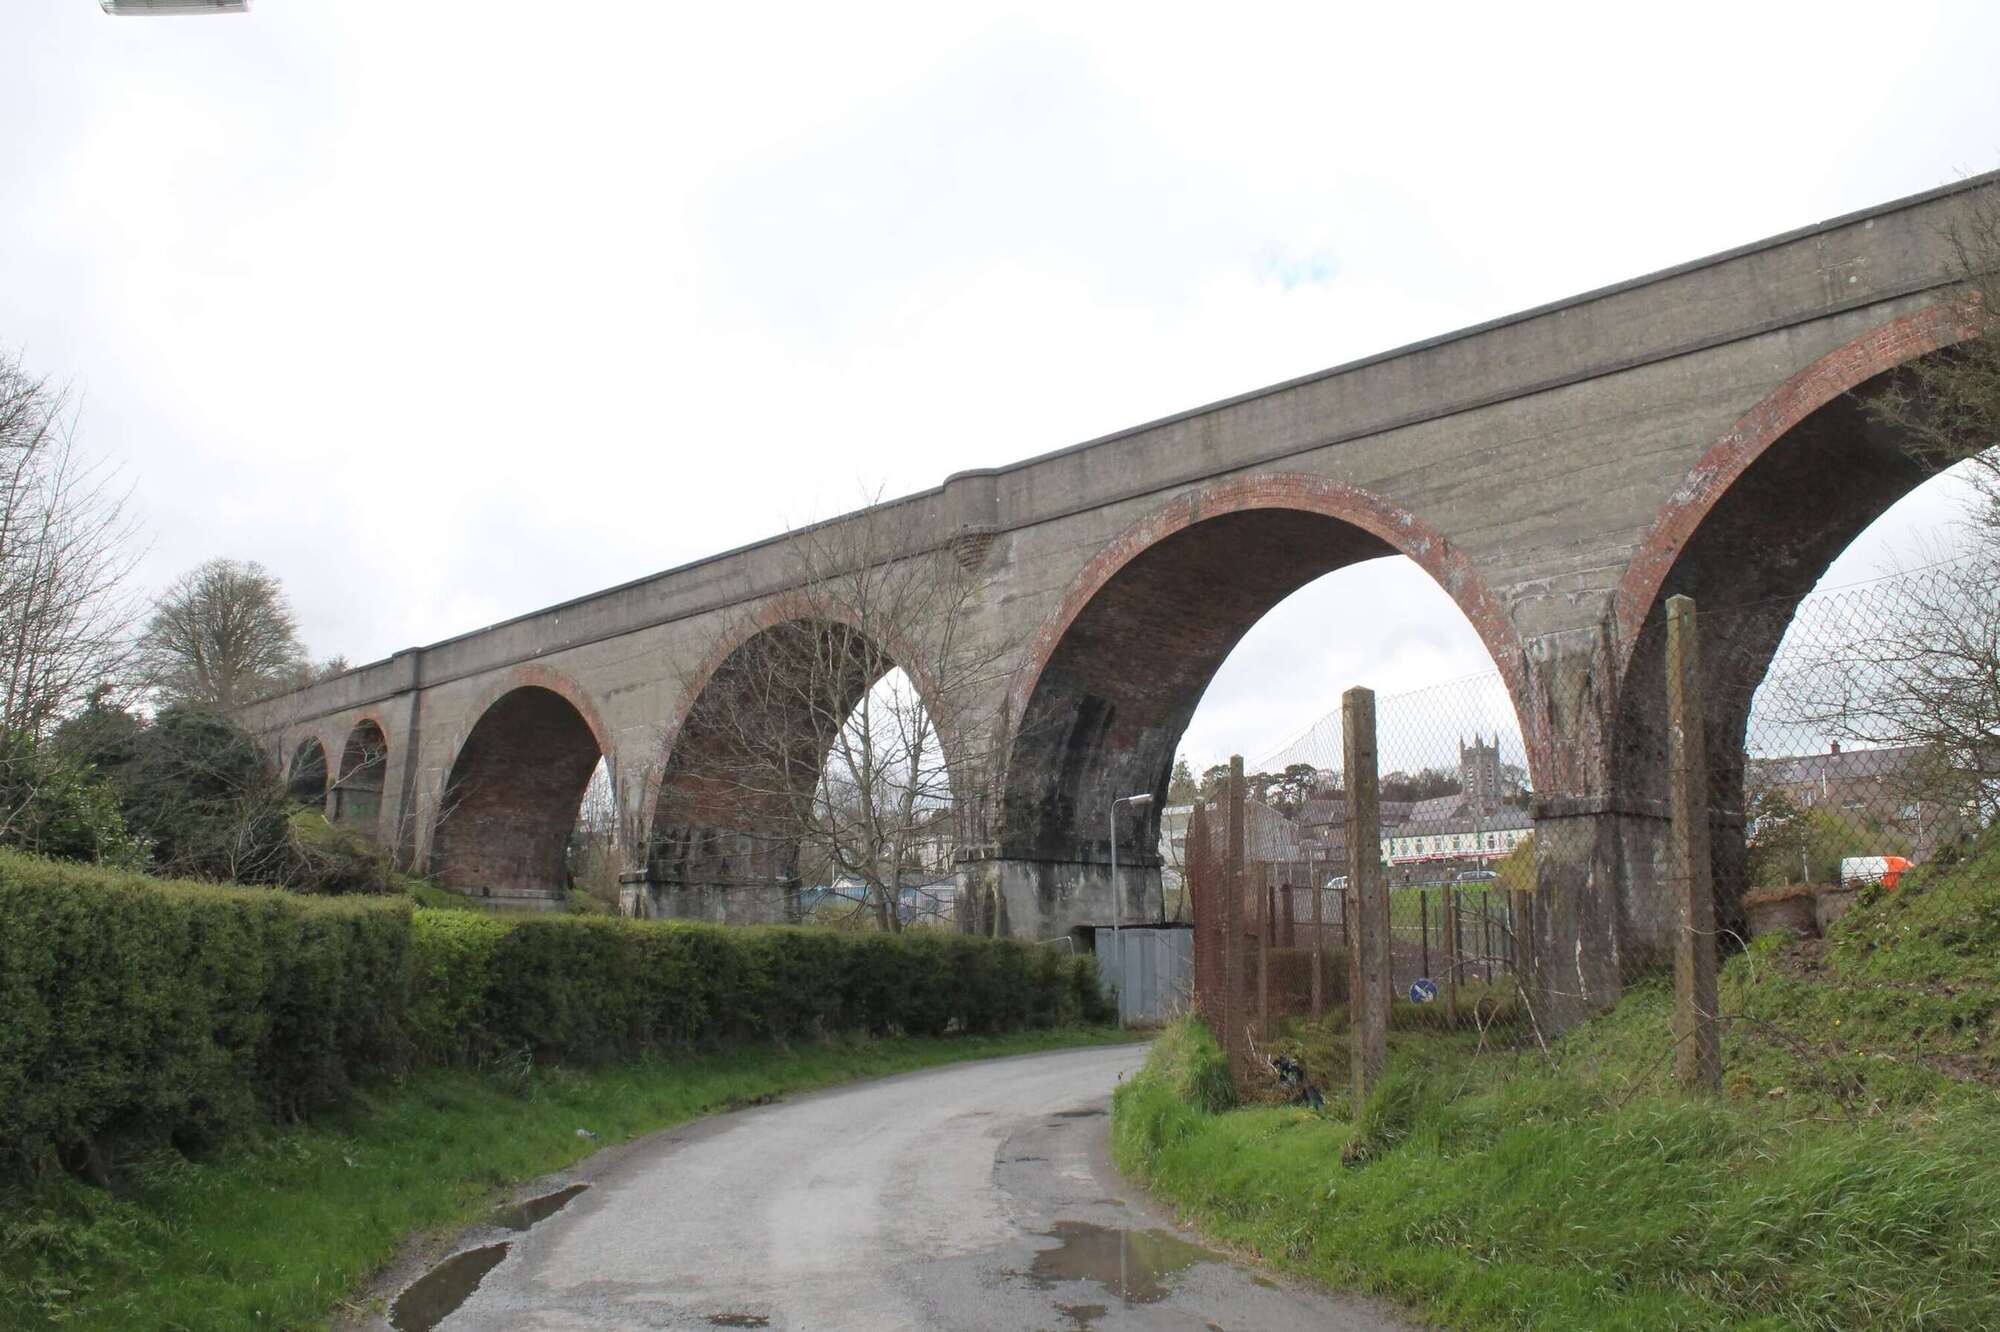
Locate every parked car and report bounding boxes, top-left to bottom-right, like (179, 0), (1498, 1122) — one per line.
(1454, 869), (1499, 885)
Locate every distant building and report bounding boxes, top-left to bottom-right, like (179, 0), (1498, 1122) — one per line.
(1160, 797), (1302, 895)
(1747, 740), (1971, 862)
(1164, 784), (1529, 887)
(1459, 734), (1505, 813)
(1749, 740), (1920, 812)
(1294, 795), (1414, 867)
(1381, 802), (1531, 868)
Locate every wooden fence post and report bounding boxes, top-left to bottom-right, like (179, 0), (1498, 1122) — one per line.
(1668, 594), (1720, 1093)
(1225, 755), (1247, 1083)
(1345, 687), (1388, 1106)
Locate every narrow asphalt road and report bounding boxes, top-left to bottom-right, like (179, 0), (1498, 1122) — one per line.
(394, 1043), (1415, 1331)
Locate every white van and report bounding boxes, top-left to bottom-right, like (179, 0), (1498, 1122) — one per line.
(1840, 856), (1913, 890)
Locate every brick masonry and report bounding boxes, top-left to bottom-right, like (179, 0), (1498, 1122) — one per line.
(235, 173), (1996, 1017)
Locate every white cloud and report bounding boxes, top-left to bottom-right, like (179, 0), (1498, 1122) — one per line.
(2, 0), (1997, 761)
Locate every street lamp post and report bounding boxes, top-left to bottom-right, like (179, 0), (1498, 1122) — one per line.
(1107, 792), (1154, 1026)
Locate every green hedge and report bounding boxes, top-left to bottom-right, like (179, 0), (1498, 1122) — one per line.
(1, 851), (1110, 1170)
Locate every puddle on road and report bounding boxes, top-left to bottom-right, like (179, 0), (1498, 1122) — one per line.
(493, 1182), (589, 1231)
(1051, 1107), (1106, 1119)
(707, 1316), (770, 1328)
(390, 1242), (510, 1332)
(1028, 1221), (1222, 1307)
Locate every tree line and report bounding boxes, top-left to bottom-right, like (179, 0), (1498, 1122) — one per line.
(0, 348), (384, 892)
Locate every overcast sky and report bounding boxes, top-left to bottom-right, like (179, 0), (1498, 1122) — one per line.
(4, 1), (1997, 772)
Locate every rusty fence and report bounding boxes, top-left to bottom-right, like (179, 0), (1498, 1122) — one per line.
(1186, 668), (1534, 1089)
(1188, 551), (2000, 1103)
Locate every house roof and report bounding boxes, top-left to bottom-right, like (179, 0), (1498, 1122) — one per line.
(1389, 799), (1532, 837)
(1748, 743), (1924, 788)
(1400, 794), (1468, 828)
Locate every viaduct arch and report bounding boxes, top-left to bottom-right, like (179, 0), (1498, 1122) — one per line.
(287, 737), (328, 806)
(237, 172), (1997, 1014)
(643, 612), (910, 924)
(332, 716), (390, 832)
(428, 668), (611, 906)
(985, 475), (1532, 941)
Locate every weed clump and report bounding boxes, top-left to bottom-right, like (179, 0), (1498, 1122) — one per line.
(1146, 1017), (1236, 1114)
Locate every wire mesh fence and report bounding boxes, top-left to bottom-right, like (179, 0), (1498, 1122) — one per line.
(1184, 670), (1540, 1089)
(1737, 558), (1997, 898)
(1699, 558), (1997, 1087)
(1187, 550), (2000, 1104)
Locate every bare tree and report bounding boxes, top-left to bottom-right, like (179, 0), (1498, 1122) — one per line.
(651, 497), (1007, 933)
(567, 757), (625, 913)
(1786, 181), (2000, 828)
(140, 558), (307, 711)
(0, 351), (147, 736)
(1866, 181), (2000, 535)
(1770, 554), (2000, 829)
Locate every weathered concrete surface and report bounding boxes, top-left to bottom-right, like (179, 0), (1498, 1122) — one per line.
(366, 1044), (1413, 1331)
(241, 173), (1998, 1002)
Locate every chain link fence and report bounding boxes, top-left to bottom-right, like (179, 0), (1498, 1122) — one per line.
(1187, 551), (2000, 1102)
(1184, 670), (1538, 1089)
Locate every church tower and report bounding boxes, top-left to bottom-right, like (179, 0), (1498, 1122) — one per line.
(1459, 733), (1502, 814)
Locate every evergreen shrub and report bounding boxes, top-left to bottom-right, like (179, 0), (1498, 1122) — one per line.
(0, 854), (413, 1168)
(2, 851), (1111, 1173)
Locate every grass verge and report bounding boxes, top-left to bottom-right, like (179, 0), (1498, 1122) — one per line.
(1114, 830), (2000, 1330)
(3, 1026), (1136, 1331)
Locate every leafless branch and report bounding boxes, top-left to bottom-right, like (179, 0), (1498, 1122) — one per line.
(644, 493), (1010, 931)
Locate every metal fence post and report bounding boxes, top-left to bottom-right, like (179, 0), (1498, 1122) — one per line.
(1311, 846), (1325, 1019)
(1419, 888), (1430, 983)
(1345, 686), (1387, 1106)
(1668, 594), (1721, 1093)
(1444, 886), (1459, 1019)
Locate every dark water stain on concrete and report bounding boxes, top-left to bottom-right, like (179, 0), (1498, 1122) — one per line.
(706, 1316), (770, 1328)
(1052, 1107), (1106, 1119)
(493, 1182), (589, 1231)
(390, 1242), (510, 1332)
(1057, 1301), (1109, 1329)
(1028, 1221), (1222, 1305)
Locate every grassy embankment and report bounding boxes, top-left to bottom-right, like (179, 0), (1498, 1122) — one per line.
(4, 1026), (1137, 1331)
(1115, 827), (2000, 1330)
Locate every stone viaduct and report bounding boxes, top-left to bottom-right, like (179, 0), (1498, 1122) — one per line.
(243, 172), (1996, 1019)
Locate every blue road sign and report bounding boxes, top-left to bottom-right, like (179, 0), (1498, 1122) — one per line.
(1409, 977), (1438, 1004)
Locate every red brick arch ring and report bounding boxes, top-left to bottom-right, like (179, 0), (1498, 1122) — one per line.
(425, 663), (617, 891)
(1612, 304), (1973, 671)
(637, 592), (961, 852)
(334, 709), (392, 771)
(1006, 472), (1539, 785)
(446, 663), (616, 778)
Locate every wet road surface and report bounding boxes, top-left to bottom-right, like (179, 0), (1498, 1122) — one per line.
(391, 1044), (1415, 1330)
